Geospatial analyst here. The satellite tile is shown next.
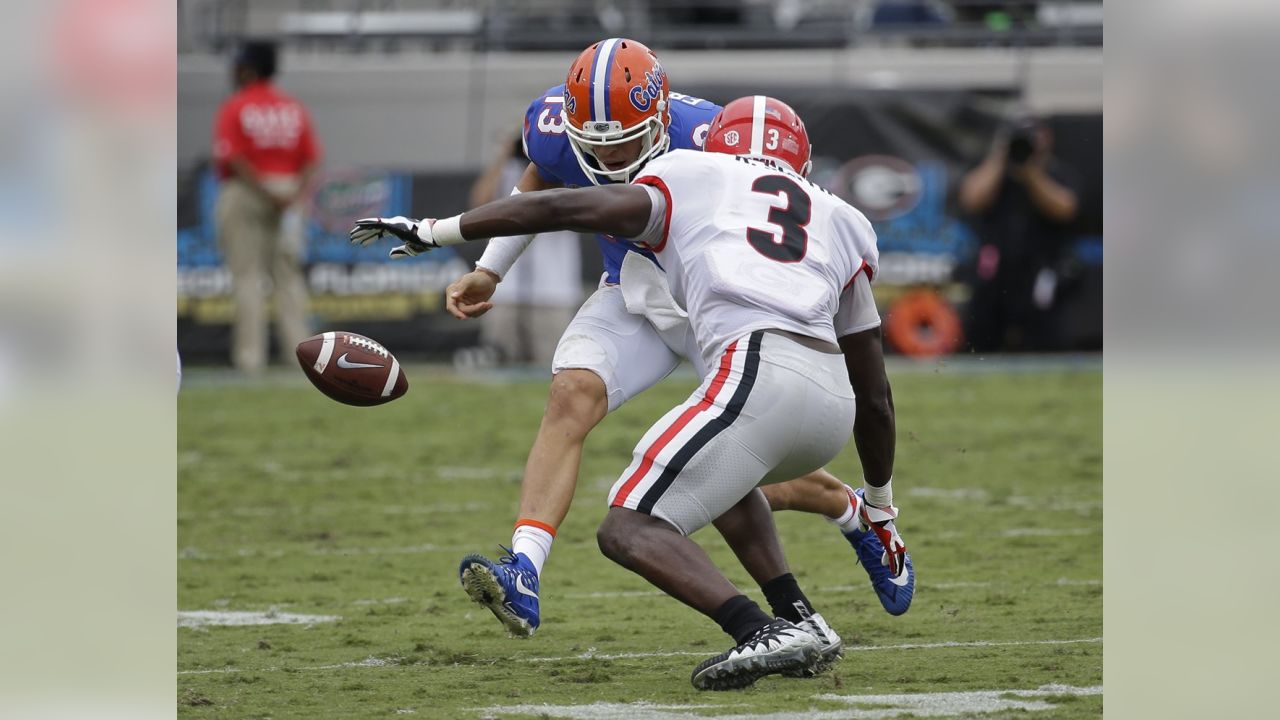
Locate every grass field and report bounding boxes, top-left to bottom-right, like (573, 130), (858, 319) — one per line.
(177, 360), (1102, 719)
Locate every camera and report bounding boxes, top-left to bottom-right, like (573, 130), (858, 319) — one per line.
(1006, 118), (1039, 165)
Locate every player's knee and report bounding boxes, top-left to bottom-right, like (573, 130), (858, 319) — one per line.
(596, 511), (639, 566)
(545, 370), (608, 431)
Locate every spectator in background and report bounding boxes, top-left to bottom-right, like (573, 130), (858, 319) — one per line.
(469, 136), (582, 367)
(213, 41), (320, 375)
(959, 115), (1080, 352)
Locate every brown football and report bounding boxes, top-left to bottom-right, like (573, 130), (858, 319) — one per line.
(295, 331), (408, 407)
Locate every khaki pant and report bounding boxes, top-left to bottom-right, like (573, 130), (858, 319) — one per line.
(480, 303), (577, 370)
(215, 178), (310, 374)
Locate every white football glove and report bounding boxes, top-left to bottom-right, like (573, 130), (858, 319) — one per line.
(349, 216), (439, 259)
(860, 502), (908, 578)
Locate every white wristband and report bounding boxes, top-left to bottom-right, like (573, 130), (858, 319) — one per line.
(474, 186), (535, 279)
(863, 477), (893, 508)
(427, 215), (465, 246)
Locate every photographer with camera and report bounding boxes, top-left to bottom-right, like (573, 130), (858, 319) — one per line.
(959, 116), (1080, 352)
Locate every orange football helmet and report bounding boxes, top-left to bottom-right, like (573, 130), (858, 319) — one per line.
(704, 95), (812, 177)
(563, 38), (671, 184)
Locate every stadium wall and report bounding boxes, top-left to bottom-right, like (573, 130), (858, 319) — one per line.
(178, 47), (1101, 170)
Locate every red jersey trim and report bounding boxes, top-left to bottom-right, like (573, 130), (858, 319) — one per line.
(633, 175), (672, 253)
(843, 259), (874, 291)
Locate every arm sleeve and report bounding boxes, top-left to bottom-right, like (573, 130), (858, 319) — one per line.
(834, 271), (881, 337)
(631, 184), (668, 248)
(474, 187), (536, 279)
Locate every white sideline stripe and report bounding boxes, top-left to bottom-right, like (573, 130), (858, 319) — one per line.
(314, 331), (336, 373)
(178, 610), (340, 628)
(176, 637), (1102, 676)
(381, 357), (400, 397)
(749, 95), (766, 155)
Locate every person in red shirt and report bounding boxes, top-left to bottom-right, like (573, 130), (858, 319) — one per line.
(213, 41), (321, 375)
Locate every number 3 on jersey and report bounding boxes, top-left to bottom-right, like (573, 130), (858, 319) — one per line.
(746, 175), (811, 262)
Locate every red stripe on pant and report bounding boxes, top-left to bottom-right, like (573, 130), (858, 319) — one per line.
(611, 340), (739, 508)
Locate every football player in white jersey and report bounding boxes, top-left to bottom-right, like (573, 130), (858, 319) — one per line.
(351, 96), (911, 688)
(358, 40), (906, 648)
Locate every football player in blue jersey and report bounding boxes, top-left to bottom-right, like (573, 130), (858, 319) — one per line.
(380, 39), (912, 641)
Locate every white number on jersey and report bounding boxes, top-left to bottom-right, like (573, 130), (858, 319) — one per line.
(537, 96), (565, 134)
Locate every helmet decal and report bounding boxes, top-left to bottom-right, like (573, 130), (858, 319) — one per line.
(628, 61), (666, 113)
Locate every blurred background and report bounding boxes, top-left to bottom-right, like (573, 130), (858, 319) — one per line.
(176, 0), (1102, 369)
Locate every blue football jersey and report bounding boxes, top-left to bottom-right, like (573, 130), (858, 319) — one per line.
(521, 84), (721, 284)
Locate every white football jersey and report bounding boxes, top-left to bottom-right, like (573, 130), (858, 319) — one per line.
(632, 149), (879, 367)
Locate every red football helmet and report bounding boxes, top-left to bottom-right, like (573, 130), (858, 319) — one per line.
(704, 96), (812, 177)
(563, 38), (671, 185)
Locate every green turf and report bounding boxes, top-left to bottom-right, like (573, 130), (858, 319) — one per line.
(178, 364), (1102, 719)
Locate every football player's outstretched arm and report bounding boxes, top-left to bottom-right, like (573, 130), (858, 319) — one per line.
(461, 185), (651, 240)
(839, 326), (895, 487)
(350, 184), (653, 258)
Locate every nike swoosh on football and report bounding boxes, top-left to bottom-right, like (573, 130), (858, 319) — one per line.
(514, 576), (539, 599)
(336, 353), (384, 370)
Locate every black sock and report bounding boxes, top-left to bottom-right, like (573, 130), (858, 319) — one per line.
(761, 573), (815, 624)
(712, 594), (773, 645)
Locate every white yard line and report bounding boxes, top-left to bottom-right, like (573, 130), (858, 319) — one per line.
(519, 637), (1103, 663)
(178, 637), (1101, 676)
(478, 684), (1103, 719)
(178, 501), (493, 521)
(178, 610), (341, 628)
(568, 578), (1102, 599)
(180, 543), (477, 560)
(1001, 527), (1098, 537)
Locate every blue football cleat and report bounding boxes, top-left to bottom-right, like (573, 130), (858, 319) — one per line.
(458, 547), (540, 637)
(845, 487), (915, 616)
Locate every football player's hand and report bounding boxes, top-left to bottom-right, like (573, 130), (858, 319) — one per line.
(861, 503), (908, 578)
(444, 269), (499, 319)
(349, 216), (439, 259)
